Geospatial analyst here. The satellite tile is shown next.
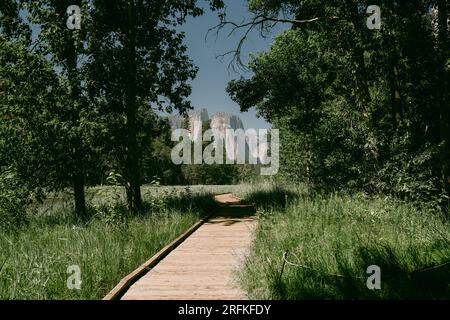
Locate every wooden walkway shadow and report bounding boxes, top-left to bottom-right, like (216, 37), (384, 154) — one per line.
(119, 193), (256, 300)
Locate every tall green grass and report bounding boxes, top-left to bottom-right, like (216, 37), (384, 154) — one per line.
(0, 214), (197, 299)
(0, 186), (226, 300)
(239, 185), (450, 299)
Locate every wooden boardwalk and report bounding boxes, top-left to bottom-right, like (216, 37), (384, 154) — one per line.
(120, 194), (256, 300)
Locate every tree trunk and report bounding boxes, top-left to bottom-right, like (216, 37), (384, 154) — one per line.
(125, 0), (142, 211)
(67, 24), (87, 218)
(351, 41), (378, 161)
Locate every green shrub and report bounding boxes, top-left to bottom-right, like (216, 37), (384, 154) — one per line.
(0, 169), (31, 230)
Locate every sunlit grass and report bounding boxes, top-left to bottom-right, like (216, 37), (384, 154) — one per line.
(239, 185), (450, 299)
(0, 185), (235, 300)
(0, 213), (196, 299)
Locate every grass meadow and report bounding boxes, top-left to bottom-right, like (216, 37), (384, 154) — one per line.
(0, 185), (234, 300)
(238, 184), (450, 299)
(2, 182), (450, 300)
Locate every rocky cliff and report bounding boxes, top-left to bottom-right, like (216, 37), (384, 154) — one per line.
(169, 109), (263, 163)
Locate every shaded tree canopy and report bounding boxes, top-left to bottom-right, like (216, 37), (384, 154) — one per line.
(226, 0), (450, 202)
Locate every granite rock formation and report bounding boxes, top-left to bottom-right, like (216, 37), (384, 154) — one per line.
(169, 109), (264, 163)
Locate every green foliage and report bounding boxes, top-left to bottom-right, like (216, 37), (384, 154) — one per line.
(0, 35), (77, 192)
(85, 0), (225, 209)
(228, 0), (450, 203)
(91, 201), (128, 225)
(140, 117), (185, 185)
(0, 169), (31, 230)
(0, 0), (31, 43)
(1, 0), (227, 215)
(182, 163), (241, 185)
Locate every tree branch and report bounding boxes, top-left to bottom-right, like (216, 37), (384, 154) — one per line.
(207, 14), (339, 72)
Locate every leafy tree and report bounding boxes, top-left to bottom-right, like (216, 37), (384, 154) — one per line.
(140, 116), (185, 186)
(2, 0), (226, 218)
(0, 0), (31, 42)
(0, 32), (70, 225)
(226, 0), (450, 201)
(86, 0), (224, 210)
(22, 0), (99, 218)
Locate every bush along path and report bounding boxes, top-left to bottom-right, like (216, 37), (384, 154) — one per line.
(116, 194), (256, 300)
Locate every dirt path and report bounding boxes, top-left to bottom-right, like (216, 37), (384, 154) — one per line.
(121, 194), (256, 300)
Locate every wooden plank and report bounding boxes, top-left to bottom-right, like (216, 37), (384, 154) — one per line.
(121, 214), (256, 300)
(103, 218), (208, 300)
(105, 194), (255, 301)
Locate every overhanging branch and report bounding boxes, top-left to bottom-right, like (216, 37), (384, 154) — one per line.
(207, 14), (339, 72)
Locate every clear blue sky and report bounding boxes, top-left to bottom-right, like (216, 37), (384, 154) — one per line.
(179, 0), (287, 130)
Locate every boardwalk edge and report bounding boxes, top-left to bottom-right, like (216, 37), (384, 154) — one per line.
(102, 218), (208, 300)
(103, 194), (244, 300)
